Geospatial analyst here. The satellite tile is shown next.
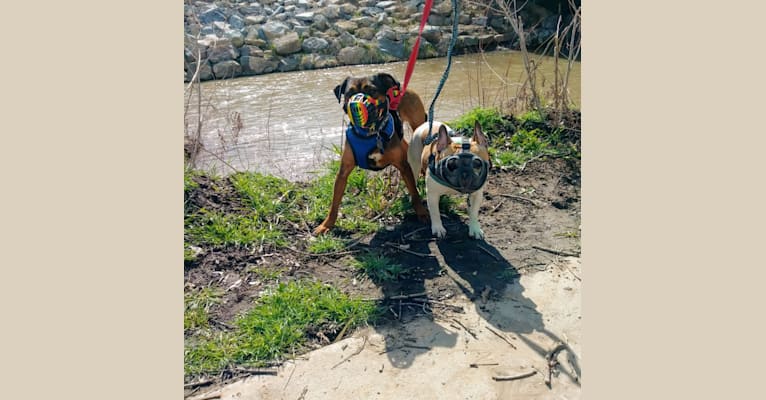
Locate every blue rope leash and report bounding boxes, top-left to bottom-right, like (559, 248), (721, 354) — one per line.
(426, 0), (460, 141)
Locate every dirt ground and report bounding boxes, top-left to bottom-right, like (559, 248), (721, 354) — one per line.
(185, 152), (582, 398)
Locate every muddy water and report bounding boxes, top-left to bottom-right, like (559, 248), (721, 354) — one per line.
(185, 50), (580, 180)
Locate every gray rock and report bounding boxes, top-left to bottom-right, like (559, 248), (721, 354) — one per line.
(295, 11), (315, 21)
(207, 40), (239, 63)
(186, 61), (213, 81)
(238, 4), (263, 15)
(226, 30), (245, 47)
(421, 25), (442, 44)
(260, 21), (290, 41)
(301, 36), (329, 53)
(456, 35), (479, 49)
(432, 1), (452, 17)
(338, 31), (356, 47)
(459, 14), (471, 24)
(377, 37), (405, 59)
(229, 15), (245, 30)
(240, 56), (279, 75)
(337, 46), (368, 64)
(376, 1), (396, 8)
(212, 60), (242, 79)
(360, 7), (384, 17)
(199, 6), (226, 24)
(428, 15), (450, 26)
(312, 14), (329, 30)
(335, 20), (358, 33)
(273, 32), (302, 55)
(356, 27), (376, 40)
(321, 5), (340, 20)
(339, 4), (356, 16)
(200, 25), (216, 36)
(278, 55), (302, 72)
(375, 26), (399, 41)
(245, 15), (267, 25)
(472, 16), (487, 26)
(489, 16), (509, 33)
(239, 45), (264, 57)
(273, 13), (288, 21)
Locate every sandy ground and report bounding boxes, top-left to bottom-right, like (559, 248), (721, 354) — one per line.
(190, 257), (582, 400)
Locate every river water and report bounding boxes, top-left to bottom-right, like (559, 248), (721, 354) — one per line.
(184, 49), (580, 181)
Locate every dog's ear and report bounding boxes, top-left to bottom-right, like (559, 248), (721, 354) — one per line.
(333, 77), (350, 103)
(371, 73), (400, 92)
(436, 124), (452, 152)
(472, 120), (488, 147)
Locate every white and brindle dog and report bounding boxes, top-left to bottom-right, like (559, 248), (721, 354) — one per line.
(407, 120), (491, 239)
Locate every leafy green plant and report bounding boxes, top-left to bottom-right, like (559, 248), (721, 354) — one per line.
(308, 234), (347, 254)
(351, 252), (405, 282)
(185, 209), (284, 247)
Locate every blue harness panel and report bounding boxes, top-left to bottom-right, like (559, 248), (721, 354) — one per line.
(345, 114), (395, 170)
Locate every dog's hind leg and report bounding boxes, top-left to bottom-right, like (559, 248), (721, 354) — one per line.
(314, 145), (356, 235)
(390, 143), (429, 223)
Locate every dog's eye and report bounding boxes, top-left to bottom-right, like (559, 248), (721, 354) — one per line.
(446, 158), (457, 171)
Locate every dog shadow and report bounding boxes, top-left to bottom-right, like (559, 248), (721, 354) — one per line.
(355, 215), (581, 385)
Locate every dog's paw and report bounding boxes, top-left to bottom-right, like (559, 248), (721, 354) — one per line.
(432, 224), (447, 239)
(468, 222), (485, 240)
(313, 224), (331, 236)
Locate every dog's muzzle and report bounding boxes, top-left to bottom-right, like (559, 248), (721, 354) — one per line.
(429, 142), (489, 194)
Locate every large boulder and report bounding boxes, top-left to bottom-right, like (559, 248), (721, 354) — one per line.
(302, 37), (330, 53)
(212, 60), (242, 79)
(337, 46), (368, 64)
(273, 32), (302, 55)
(260, 21), (291, 42)
(240, 56), (279, 75)
(198, 6), (226, 25)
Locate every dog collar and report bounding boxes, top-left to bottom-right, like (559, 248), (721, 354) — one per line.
(428, 138), (490, 194)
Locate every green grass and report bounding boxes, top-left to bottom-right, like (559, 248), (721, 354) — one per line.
(184, 287), (223, 331)
(308, 234), (347, 254)
(448, 106), (507, 138)
(185, 209), (285, 247)
(184, 281), (378, 376)
(351, 252), (405, 282)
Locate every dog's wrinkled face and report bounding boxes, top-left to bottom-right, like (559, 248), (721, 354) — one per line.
(431, 121), (491, 193)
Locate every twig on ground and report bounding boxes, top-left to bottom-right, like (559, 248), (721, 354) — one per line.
(491, 199), (506, 213)
(411, 298), (464, 313)
(297, 386), (308, 400)
(384, 242), (434, 258)
(532, 245), (580, 258)
(562, 262), (581, 281)
(546, 343), (569, 388)
(333, 317), (355, 343)
(485, 325), (517, 350)
(331, 337), (368, 369)
(389, 291), (428, 300)
(402, 226), (429, 239)
(452, 318), (478, 339)
(192, 392), (221, 400)
(184, 379), (214, 389)
(498, 193), (542, 207)
(477, 244), (501, 261)
(470, 362), (500, 368)
(493, 370), (537, 381)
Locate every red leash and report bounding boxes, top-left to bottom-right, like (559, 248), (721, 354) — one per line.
(388, 0), (434, 111)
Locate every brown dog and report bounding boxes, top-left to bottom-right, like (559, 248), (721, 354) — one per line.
(313, 73), (429, 235)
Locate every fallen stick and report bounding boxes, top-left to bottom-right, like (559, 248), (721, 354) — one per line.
(184, 379), (214, 389)
(492, 370), (537, 381)
(477, 244), (501, 262)
(546, 343), (568, 388)
(402, 226), (429, 239)
(389, 291), (428, 300)
(532, 245), (580, 258)
(491, 199), (506, 213)
(485, 325), (517, 350)
(384, 242), (434, 257)
(470, 362), (499, 368)
(452, 318), (478, 339)
(331, 337), (367, 369)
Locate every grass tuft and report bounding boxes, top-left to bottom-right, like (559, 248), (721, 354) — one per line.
(351, 252), (405, 282)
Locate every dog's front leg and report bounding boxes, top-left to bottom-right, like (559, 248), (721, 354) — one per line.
(314, 145), (356, 235)
(426, 176), (448, 238)
(467, 188), (485, 240)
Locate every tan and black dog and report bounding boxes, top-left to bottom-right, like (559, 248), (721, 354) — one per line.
(313, 73), (430, 235)
(407, 120), (491, 239)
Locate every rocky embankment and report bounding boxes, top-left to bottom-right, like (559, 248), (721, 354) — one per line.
(184, 0), (571, 82)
